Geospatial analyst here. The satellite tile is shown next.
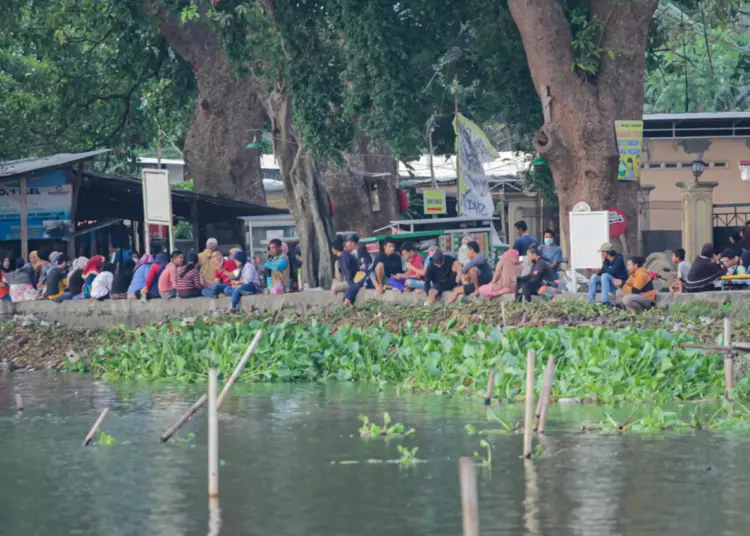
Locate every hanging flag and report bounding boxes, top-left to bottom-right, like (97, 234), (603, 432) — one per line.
(454, 113), (498, 220)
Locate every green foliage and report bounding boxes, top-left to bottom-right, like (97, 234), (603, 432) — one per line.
(473, 439), (492, 467)
(523, 159), (558, 205)
(0, 0), (194, 165)
(84, 317), (734, 403)
(359, 413), (415, 439)
(567, 8), (607, 77)
(396, 445), (421, 467)
(97, 432), (117, 446)
(171, 180), (194, 191)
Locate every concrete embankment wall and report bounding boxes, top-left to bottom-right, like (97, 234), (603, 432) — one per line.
(1, 290), (748, 331)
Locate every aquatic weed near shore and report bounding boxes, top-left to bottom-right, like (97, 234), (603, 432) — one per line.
(74, 318), (744, 403)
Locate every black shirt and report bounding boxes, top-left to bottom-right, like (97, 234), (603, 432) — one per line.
(45, 266), (67, 299)
(68, 270), (84, 296)
(424, 255), (457, 293)
(602, 253), (628, 281)
(376, 253), (403, 278)
(518, 257), (554, 286)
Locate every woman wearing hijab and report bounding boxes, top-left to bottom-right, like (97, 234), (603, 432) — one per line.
(175, 251), (208, 298)
(68, 257), (88, 298)
(141, 252), (169, 301)
(127, 253), (154, 299)
(79, 256), (104, 299)
(111, 258), (135, 300)
(0, 256), (10, 301)
(478, 249), (522, 299)
(30, 250), (46, 288)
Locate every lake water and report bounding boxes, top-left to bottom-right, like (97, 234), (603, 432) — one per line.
(1, 373), (749, 536)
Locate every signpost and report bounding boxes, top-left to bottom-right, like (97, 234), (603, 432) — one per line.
(423, 189), (447, 215)
(141, 169), (174, 254)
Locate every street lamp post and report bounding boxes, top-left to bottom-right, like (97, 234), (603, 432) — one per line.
(692, 155), (706, 184)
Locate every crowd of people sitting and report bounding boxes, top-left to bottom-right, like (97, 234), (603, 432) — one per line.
(0, 238), (295, 312)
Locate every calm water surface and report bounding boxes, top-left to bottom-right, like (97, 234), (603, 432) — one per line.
(0, 373), (748, 536)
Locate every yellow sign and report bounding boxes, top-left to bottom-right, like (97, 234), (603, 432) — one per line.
(423, 189), (446, 215)
(615, 120), (643, 182)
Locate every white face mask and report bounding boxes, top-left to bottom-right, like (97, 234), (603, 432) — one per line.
(544, 238), (554, 246)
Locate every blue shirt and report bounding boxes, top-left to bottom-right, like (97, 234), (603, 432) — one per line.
(512, 235), (538, 256)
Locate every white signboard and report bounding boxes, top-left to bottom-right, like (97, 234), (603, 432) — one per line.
(142, 168), (173, 224)
(141, 168), (174, 253)
(569, 211), (610, 270)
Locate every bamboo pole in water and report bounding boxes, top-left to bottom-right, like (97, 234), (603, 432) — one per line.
(160, 394), (208, 443)
(458, 457), (479, 536)
(484, 370), (496, 406)
(216, 329), (263, 408)
(534, 356), (553, 422)
(83, 408), (109, 447)
(160, 333), (262, 442)
(724, 318), (734, 400)
(523, 350), (535, 458)
(537, 356), (556, 434)
(208, 368), (219, 499)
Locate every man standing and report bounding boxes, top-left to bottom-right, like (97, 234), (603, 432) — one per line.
(331, 237), (360, 306)
(512, 220), (538, 256)
(446, 241), (493, 303)
(374, 238), (403, 293)
(263, 238), (289, 294)
(587, 242), (628, 304)
(424, 250), (461, 305)
(198, 238), (220, 285)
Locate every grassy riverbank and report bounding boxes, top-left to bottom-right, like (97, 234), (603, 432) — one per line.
(3, 300), (749, 403)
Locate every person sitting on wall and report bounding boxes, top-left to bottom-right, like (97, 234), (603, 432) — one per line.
(478, 248), (522, 299)
(228, 250), (261, 313)
(515, 245), (554, 302)
(613, 256), (656, 312)
(158, 250), (183, 300)
(90, 263), (116, 301)
(445, 241), (493, 303)
(587, 242), (628, 305)
(720, 249), (748, 288)
(198, 238), (220, 285)
(331, 237), (360, 306)
(539, 229), (563, 279)
(424, 250), (461, 305)
(668, 248), (691, 294)
(203, 251), (238, 298)
(684, 243), (724, 293)
(405, 245), (438, 293)
(389, 242), (425, 293)
(174, 251), (209, 299)
(46, 254), (71, 302)
(374, 238), (403, 294)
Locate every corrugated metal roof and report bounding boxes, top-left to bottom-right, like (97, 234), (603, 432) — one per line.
(0, 149), (110, 178)
(643, 112), (750, 122)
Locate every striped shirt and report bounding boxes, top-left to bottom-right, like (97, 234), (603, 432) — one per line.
(174, 266), (206, 291)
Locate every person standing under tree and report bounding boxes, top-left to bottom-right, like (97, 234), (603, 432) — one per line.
(512, 220), (538, 256)
(263, 239), (289, 294)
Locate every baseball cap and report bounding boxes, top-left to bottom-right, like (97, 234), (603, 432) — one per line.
(431, 251), (445, 265)
(598, 242), (614, 252)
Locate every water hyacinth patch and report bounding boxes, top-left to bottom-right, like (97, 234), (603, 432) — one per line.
(79, 319), (738, 403)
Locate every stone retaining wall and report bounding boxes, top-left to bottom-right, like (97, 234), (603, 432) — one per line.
(1, 290), (748, 331)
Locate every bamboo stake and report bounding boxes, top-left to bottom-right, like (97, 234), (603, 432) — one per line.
(160, 394), (208, 443)
(458, 457), (479, 536)
(15, 393), (23, 413)
(208, 498), (221, 536)
(500, 300), (507, 331)
(83, 408), (109, 447)
(484, 370), (496, 406)
(534, 355), (554, 422)
(208, 368), (219, 499)
(523, 350), (535, 458)
(160, 333), (263, 442)
(537, 356), (555, 434)
(216, 329), (263, 408)
(724, 318), (734, 400)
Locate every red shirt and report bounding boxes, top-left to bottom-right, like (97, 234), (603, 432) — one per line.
(406, 253), (424, 278)
(214, 260), (238, 285)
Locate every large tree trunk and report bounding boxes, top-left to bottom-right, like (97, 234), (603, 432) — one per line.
(152, 4), (266, 205)
(265, 80), (335, 289)
(320, 135), (398, 236)
(508, 0), (659, 256)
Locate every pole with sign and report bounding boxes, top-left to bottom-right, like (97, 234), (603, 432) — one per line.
(423, 190), (447, 215)
(141, 169), (174, 254)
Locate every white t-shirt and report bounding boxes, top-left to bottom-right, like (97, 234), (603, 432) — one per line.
(91, 272), (114, 299)
(677, 260), (692, 281)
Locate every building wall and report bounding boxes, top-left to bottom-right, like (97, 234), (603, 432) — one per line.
(642, 138), (750, 230)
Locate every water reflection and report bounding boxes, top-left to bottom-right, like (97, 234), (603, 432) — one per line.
(1, 374), (749, 536)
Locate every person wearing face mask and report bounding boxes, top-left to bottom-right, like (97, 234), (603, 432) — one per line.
(539, 229), (563, 279)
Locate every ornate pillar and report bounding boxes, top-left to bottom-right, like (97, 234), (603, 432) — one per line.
(637, 184), (655, 256)
(676, 181), (718, 262)
(506, 191), (541, 243)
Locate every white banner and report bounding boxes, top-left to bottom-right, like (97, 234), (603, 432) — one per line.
(454, 113), (497, 220)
